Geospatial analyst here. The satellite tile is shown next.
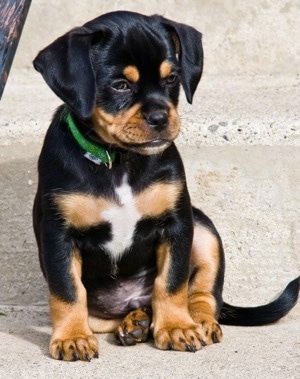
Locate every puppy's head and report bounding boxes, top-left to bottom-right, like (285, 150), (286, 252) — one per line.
(34, 11), (203, 155)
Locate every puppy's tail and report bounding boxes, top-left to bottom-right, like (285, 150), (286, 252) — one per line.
(219, 276), (300, 326)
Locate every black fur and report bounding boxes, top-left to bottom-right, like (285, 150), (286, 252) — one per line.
(220, 276), (300, 326)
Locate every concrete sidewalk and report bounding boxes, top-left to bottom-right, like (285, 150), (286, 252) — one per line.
(0, 1), (299, 378)
(0, 302), (299, 379)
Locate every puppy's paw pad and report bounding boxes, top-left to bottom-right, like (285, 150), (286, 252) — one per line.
(116, 308), (151, 346)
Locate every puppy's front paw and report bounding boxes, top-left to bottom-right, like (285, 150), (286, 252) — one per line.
(154, 322), (205, 352)
(50, 334), (99, 361)
(116, 308), (151, 346)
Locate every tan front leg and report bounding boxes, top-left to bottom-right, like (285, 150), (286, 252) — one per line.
(49, 254), (98, 361)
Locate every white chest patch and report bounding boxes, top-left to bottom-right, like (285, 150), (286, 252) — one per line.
(102, 175), (141, 260)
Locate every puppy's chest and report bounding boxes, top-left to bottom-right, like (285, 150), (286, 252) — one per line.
(101, 178), (141, 257)
(56, 176), (182, 258)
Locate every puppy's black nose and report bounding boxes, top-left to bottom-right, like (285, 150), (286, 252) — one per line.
(146, 112), (169, 131)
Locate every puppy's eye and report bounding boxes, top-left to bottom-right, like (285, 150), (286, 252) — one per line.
(166, 73), (178, 85)
(112, 80), (131, 92)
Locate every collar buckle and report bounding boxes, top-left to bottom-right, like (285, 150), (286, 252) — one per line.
(105, 151), (113, 169)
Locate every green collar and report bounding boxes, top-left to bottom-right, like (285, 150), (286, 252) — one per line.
(65, 111), (115, 168)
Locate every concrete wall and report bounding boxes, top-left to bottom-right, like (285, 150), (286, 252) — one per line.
(14, 0), (300, 76)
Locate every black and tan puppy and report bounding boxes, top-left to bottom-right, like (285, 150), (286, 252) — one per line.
(33, 11), (299, 361)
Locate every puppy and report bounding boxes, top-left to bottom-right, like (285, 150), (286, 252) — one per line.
(33, 11), (299, 361)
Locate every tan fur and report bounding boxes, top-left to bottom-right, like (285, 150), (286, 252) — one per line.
(55, 193), (113, 229)
(159, 60), (173, 78)
(189, 224), (220, 295)
(188, 224), (223, 343)
(88, 315), (121, 333)
(152, 243), (189, 323)
(116, 308), (151, 343)
(136, 181), (183, 217)
(151, 243), (204, 350)
(92, 103), (180, 154)
(49, 253), (98, 361)
(123, 65), (140, 82)
(55, 181), (182, 230)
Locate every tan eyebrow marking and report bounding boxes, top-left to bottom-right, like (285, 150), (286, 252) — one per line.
(159, 60), (173, 79)
(123, 65), (140, 82)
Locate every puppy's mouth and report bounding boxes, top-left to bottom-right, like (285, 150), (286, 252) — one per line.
(124, 139), (172, 155)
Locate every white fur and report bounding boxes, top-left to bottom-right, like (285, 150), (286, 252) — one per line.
(102, 175), (141, 260)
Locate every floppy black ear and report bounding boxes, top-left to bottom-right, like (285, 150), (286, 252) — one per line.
(33, 28), (96, 118)
(162, 19), (203, 104)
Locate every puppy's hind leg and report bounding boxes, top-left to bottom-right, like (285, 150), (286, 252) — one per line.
(88, 310), (151, 346)
(188, 208), (225, 345)
(115, 308), (152, 346)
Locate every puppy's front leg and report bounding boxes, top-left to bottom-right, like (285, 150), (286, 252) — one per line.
(152, 241), (205, 352)
(49, 255), (98, 361)
(41, 220), (98, 361)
